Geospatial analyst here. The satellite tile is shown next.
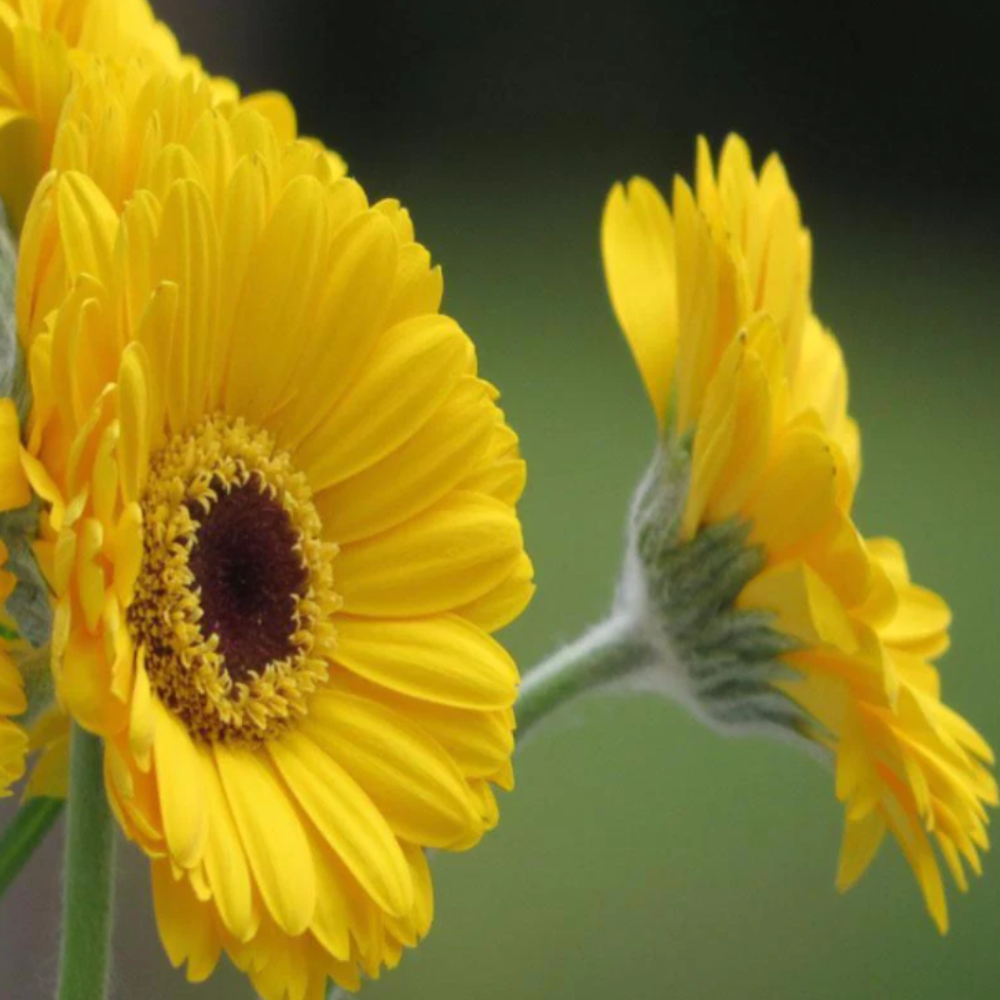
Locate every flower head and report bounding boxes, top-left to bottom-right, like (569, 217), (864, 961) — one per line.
(602, 135), (995, 931)
(0, 0), (309, 230)
(2, 68), (531, 997)
(0, 0), (182, 227)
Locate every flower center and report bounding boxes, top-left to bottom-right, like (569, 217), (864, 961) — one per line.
(188, 480), (308, 682)
(127, 415), (339, 745)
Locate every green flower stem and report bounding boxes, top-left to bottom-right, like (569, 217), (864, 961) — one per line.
(515, 614), (652, 742)
(57, 724), (116, 1000)
(0, 796), (64, 898)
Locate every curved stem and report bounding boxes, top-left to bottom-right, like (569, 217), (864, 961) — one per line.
(57, 725), (115, 1000)
(0, 796), (64, 898)
(515, 614), (651, 743)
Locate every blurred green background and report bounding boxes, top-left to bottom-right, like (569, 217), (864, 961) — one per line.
(2, 2), (999, 997)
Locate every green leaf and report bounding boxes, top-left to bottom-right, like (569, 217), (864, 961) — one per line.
(0, 796), (65, 899)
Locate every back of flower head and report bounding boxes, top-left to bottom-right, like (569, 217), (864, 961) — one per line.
(519, 135), (995, 933)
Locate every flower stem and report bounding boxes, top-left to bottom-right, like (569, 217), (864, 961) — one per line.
(0, 797), (64, 898)
(515, 615), (651, 743)
(57, 725), (115, 1000)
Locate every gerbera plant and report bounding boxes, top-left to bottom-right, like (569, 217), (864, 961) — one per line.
(586, 136), (994, 930)
(0, 2), (993, 997)
(0, 20), (531, 1000)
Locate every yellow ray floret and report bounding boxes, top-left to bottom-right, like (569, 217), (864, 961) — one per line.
(602, 135), (994, 931)
(1, 69), (532, 998)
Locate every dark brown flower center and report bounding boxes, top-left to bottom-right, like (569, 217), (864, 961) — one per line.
(188, 476), (308, 685)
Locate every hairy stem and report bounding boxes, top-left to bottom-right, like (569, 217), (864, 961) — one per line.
(57, 725), (116, 1000)
(515, 615), (652, 743)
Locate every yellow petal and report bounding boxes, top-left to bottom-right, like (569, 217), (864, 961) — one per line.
(789, 507), (872, 611)
(19, 442), (65, 528)
(882, 583), (952, 648)
(153, 178), (220, 429)
(454, 551), (536, 633)
(199, 752), (256, 943)
(116, 341), (152, 505)
(332, 673), (514, 779)
(315, 376), (496, 544)
(131, 281), (176, 450)
(16, 171), (61, 342)
(103, 738), (164, 854)
(0, 652), (27, 716)
(212, 154), (268, 395)
(456, 422), (527, 509)
(383, 846), (435, 948)
(739, 560), (857, 654)
(74, 517), (106, 633)
(744, 423), (837, 554)
(304, 690), (483, 849)
(310, 842), (353, 962)
(836, 808), (887, 892)
(268, 730), (411, 918)
(703, 329), (774, 522)
(215, 743), (317, 936)
(59, 631), (127, 735)
(384, 241), (443, 328)
(334, 615), (517, 710)
(0, 399), (30, 511)
(673, 175), (747, 432)
(185, 110), (237, 210)
(111, 502), (143, 607)
(56, 171), (118, 289)
(601, 177), (676, 426)
(152, 699), (208, 869)
(117, 190), (162, 339)
(268, 209), (398, 453)
(224, 174), (329, 420)
(682, 332), (741, 535)
(128, 646), (154, 771)
(336, 492), (523, 617)
(241, 91), (298, 144)
(151, 860), (223, 983)
(293, 313), (472, 491)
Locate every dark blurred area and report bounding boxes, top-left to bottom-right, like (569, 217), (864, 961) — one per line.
(161, 0), (1000, 238)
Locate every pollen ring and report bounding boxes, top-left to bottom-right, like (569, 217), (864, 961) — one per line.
(127, 414), (339, 745)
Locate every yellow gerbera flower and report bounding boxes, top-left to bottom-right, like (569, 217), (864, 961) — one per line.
(0, 0), (184, 228)
(1, 70), (531, 997)
(601, 135), (995, 932)
(0, 539), (28, 796)
(0, 0), (307, 230)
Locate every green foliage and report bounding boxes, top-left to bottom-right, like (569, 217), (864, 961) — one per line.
(0, 797), (64, 900)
